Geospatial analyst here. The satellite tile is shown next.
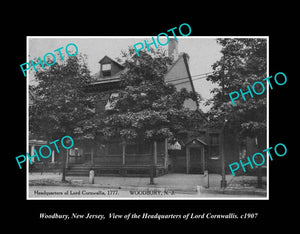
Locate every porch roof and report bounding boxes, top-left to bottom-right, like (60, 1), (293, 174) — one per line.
(185, 138), (208, 147)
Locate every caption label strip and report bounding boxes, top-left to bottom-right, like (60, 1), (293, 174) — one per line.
(39, 212), (259, 221)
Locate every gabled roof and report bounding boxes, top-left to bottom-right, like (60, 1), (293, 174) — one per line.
(182, 53), (197, 99)
(98, 55), (124, 68)
(185, 138), (208, 146)
(90, 53), (192, 87)
(91, 55), (125, 82)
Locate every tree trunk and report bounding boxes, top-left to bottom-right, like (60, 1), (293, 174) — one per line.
(149, 141), (157, 185)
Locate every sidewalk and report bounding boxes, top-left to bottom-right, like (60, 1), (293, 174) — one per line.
(28, 172), (267, 196)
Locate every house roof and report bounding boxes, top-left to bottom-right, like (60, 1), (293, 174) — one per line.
(98, 55), (124, 68)
(91, 55), (125, 82)
(90, 53), (190, 87)
(185, 138), (208, 146)
(182, 53), (197, 99)
(165, 52), (185, 74)
(86, 52), (208, 120)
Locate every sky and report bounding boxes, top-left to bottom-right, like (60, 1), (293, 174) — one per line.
(28, 37), (223, 112)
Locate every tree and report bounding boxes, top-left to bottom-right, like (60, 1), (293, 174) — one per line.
(97, 48), (202, 144)
(206, 38), (267, 142)
(206, 39), (267, 185)
(29, 54), (96, 181)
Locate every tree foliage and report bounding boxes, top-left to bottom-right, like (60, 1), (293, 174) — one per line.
(206, 38), (267, 138)
(97, 48), (202, 143)
(29, 54), (96, 145)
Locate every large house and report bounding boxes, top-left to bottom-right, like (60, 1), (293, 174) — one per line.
(65, 39), (241, 177)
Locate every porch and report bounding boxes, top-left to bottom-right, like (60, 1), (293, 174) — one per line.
(66, 140), (168, 177)
(66, 138), (209, 177)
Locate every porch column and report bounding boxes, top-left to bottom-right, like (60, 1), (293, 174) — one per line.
(186, 147), (190, 174)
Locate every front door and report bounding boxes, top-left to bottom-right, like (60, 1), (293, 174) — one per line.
(189, 147), (203, 174)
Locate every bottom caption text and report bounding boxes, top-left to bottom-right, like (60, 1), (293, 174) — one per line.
(39, 212), (259, 221)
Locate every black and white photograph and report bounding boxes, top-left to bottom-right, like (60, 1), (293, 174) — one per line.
(26, 36), (268, 200)
(4, 3), (296, 227)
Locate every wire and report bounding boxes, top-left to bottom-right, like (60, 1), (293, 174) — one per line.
(167, 71), (213, 83)
(172, 76), (208, 86)
(93, 71), (214, 87)
(168, 72), (213, 86)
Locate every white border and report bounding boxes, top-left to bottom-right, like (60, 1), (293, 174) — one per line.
(26, 36), (269, 200)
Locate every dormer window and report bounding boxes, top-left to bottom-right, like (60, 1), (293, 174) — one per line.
(102, 63), (111, 77)
(98, 55), (124, 79)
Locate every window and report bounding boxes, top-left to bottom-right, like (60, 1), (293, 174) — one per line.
(102, 63), (111, 71)
(209, 133), (220, 159)
(209, 146), (220, 160)
(102, 63), (111, 76)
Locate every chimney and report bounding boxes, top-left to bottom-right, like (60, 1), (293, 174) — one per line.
(168, 38), (179, 60)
